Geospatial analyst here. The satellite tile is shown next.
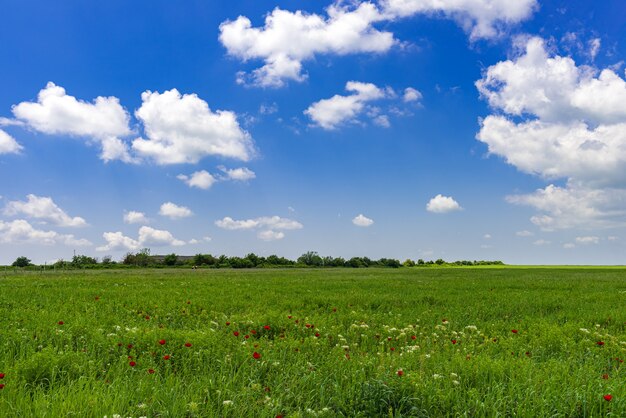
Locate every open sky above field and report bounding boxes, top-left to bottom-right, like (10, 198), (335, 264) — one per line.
(0, 0), (625, 264)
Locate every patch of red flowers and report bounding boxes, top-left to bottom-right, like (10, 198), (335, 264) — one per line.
(184, 342), (192, 348)
(511, 329), (518, 334)
(233, 331), (240, 337)
(604, 394), (613, 402)
(163, 355), (171, 360)
(253, 352), (261, 360)
(129, 361), (136, 367)
(597, 341), (605, 346)
(158, 339), (166, 345)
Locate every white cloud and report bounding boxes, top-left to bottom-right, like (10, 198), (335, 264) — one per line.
(219, 3), (394, 87)
(0, 219), (91, 246)
(4, 194), (87, 227)
(257, 230), (285, 241)
(483, 234), (492, 239)
(219, 1), (536, 87)
(403, 87), (422, 103)
(177, 170), (217, 190)
(219, 166), (256, 181)
(516, 230), (534, 237)
(96, 226), (185, 252)
(352, 214), (374, 227)
(477, 37), (626, 230)
(12, 82), (133, 162)
(533, 239), (551, 246)
(132, 89), (255, 164)
(426, 194), (462, 213)
(380, 0), (537, 40)
(123, 211), (149, 224)
(575, 236), (600, 245)
(305, 81), (390, 129)
(0, 130), (23, 154)
(216, 215), (303, 231)
(608, 236), (619, 241)
(159, 202), (193, 219)
(563, 243), (576, 249)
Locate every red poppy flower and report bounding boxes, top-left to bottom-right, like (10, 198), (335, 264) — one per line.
(397, 370), (404, 376)
(127, 344), (133, 349)
(332, 308), (337, 312)
(411, 335), (416, 340)
(276, 415), (283, 418)
(226, 322), (230, 326)
(604, 394), (613, 402)
(233, 331), (240, 337)
(390, 347), (396, 352)
(129, 361), (136, 367)
(0, 373), (4, 379)
(148, 369), (155, 374)
(145, 315), (150, 320)
(387, 337), (392, 341)
(597, 341), (605, 346)
(288, 315), (292, 319)
(253, 352), (261, 360)
(158, 339), (166, 345)
(251, 330), (257, 335)
(184, 342), (192, 347)
(244, 335), (250, 339)
(511, 329), (518, 334)
(315, 333), (320, 338)
(0, 384), (4, 389)
(264, 325), (270, 330)
(451, 339), (457, 344)
(163, 355), (171, 360)
(58, 321), (64, 325)
(95, 296), (100, 301)
(602, 374), (609, 380)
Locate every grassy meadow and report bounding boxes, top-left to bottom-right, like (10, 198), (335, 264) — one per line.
(0, 267), (625, 417)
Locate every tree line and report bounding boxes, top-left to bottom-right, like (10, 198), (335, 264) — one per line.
(9, 251), (504, 269)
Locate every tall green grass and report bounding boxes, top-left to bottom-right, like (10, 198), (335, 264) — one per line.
(0, 267), (624, 416)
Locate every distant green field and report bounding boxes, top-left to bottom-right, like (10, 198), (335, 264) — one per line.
(1, 267), (625, 417)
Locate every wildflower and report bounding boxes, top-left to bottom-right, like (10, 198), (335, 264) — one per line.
(602, 374), (609, 380)
(244, 335), (250, 339)
(148, 369), (155, 374)
(163, 355), (171, 360)
(251, 330), (257, 335)
(579, 328), (590, 334)
(0, 384), (4, 389)
(226, 322), (230, 326)
(390, 347), (395, 352)
(315, 333), (320, 338)
(411, 335), (416, 340)
(253, 352), (261, 360)
(452, 380), (460, 385)
(158, 339), (166, 345)
(511, 329), (518, 334)
(264, 325), (270, 330)
(145, 315), (150, 320)
(597, 341), (605, 346)
(129, 361), (136, 367)
(451, 339), (457, 344)
(604, 394), (613, 402)
(184, 342), (192, 347)
(58, 321), (64, 325)
(433, 374), (443, 379)
(223, 400), (233, 406)
(0, 373), (4, 379)
(127, 344), (133, 349)
(233, 331), (240, 337)
(288, 315), (292, 319)
(397, 369), (404, 376)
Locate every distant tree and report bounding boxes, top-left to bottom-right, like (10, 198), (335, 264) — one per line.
(72, 255), (98, 267)
(12, 256), (32, 267)
(435, 258), (445, 265)
(193, 253), (216, 266)
(403, 259), (416, 267)
(101, 255), (113, 265)
(297, 251), (323, 267)
(163, 253), (178, 266)
(417, 259), (425, 265)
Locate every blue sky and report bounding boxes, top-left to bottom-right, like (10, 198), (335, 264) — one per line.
(1, 0), (625, 264)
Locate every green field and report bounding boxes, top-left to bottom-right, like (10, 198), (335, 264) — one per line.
(1, 267), (625, 417)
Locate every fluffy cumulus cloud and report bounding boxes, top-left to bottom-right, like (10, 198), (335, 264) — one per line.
(96, 226), (185, 252)
(477, 37), (626, 230)
(11, 82), (134, 162)
(403, 87), (422, 103)
(219, 3), (394, 87)
(0, 219), (91, 246)
(426, 194), (462, 213)
(4, 194), (87, 227)
(123, 211), (149, 224)
(0, 130), (22, 154)
(575, 236), (600, 245)
(215, 215), (302, 240)
(132, 89), (255, 164)
(219, 1), (537, 87)
(352, 214), (374, 227)
(159, 202), (193, 219)
(380, 0), (537, 40)
(219, 166), (256, 181)
(305, 81), (391, 129)
(177, 170), (217, 190)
